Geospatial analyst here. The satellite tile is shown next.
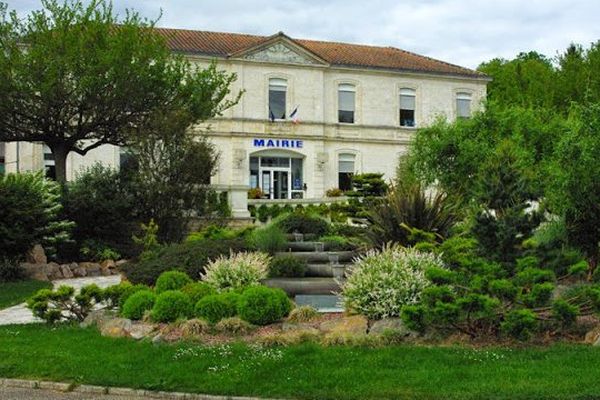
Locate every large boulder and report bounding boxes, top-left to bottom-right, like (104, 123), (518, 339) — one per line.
(100, 317), (133, 338)
(81, 310), (115, 329)
(368, 318), (417, 339)
(26, 244), (47, 264)
(129, 323), (157, 340)
(72, 264), (88, 277)
(585, 326), (600, 346)
(20, 262), (49, 281)
(80, 262), (101, 277)
(319, 315), (368, 335)
(100, 259), (117, 276)
(59, 264), (74, 279)
(46, 262), (63, 280)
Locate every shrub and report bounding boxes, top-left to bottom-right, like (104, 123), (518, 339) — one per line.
(287, 305), (319, 323)
(186, 225), (252, 243)
(120, 238), (247, 286)
(27, 284), (104, 323)
(155, 270), (193, 293)
(249, 225), (286, 254)
(320, 235), (358, 251)
(0, 172), (72, 259)
(181, 282), (216, 304)
(501, 309), (538, 341)
(552, 299), (579, 327)
(237, 286), (292, 325)
(151, 291), (193, 323)
(181, 318), (210, 337)
(342, 245), (443, 319)
(103, 282), (150, 309)
(215, 317), (254, 335)
(248, 187), (264, 199)
(0, 257), (23, 282)
(121, 290), (156, 320)
(202, 252), (270, 292)
(275, 211), (330, 236)
(326, 188), (344, 197)
(195, 292), (240, 323)
(269, 255), (307, 278)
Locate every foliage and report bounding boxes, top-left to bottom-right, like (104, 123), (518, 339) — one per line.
(0, 172), (72, 259)
(180, 318), (210, 337)
(103, 282), (150, 309)
(342, 245), (443, 319)
(367, 184), (458, 247)
(181, 282), (217, 304)
(155, 271), (193, 294)
(121, 290), (157, 320)
(0, 257), (22, 282)
(269, 255), (307, 278)
(186, 225), (253, 243)
(61, 164), (137, 260)
(287, 305), (320, 323)
(201, 252), (270, 292)
(237, 286), (292, 325)
(27, 284), (104, 323)
(320, 235), (359, 251)
(500, 309), (538, 341)
(79, 240), (121, 262)
(348, 173), (388, 198)
(120, 238), (247, 286)
(326, 188), (344, 197)
(247, 187), (264, 199)
(274, 211), (330, 236)
(132, 219), (160, 261)
(249, 225), (286, 254)
(194, 292), (241, 324)
(0, 0), (241, 182)
(214, 317), (254, 335)
(151, 290), (193, 323)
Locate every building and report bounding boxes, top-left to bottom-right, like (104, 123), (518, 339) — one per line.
(3, 29), (489, 213)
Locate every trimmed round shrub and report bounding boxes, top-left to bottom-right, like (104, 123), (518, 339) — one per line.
(121, 290), (156, 320)
(237, 286), (292, 325)
(269, 255), (307, 278)
(155, 271), (193, 294)
(274, 212), (330, 236)
(195, 292), (241, 324)
(341, 245), (444, 319)
(201, 252), (270, 291)
(181, 282), (216, 304)
(151, 290), (193, 323)
(106, 282), (152, 309)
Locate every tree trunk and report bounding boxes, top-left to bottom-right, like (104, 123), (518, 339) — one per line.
(587, 253), (598, 281)
(49, 144), (69, 185)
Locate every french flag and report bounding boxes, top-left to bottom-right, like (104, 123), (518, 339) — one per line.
(289, 106), (300, 124)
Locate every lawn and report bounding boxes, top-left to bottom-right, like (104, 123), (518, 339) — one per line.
(0, 280), (52, 309)
(0, 324), (599, 399)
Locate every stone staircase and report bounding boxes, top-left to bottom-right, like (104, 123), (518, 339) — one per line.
(263, 241), (356, 311)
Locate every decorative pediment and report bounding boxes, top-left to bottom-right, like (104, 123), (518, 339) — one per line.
(231, 33), (328, 66)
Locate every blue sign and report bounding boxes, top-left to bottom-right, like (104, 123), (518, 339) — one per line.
(253, 138), (303, 149)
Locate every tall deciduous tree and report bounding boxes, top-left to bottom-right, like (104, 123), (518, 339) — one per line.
(0, 0), (240, 183)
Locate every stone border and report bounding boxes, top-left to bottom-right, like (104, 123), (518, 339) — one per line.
(0, 378), (283, 400)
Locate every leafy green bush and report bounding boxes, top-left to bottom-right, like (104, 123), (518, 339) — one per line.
(274, 211), (330, 236)
(202, 252), (270, 291)
(320, 235), (359, 251)
(237, 286), (292, 325)
(249, 224), (286, 254)
(121, 290), (156, 320)
(181, 282), (216, 304)
(155, 271), (193, 293)
(186, 225), (253, 243)
(27, 284), (104, 323)
(0, 172), (72, 259)
(194, 292), (240, 323)
(0, 257), (23, 282)
(120, 238), (248, 286)
(501, 309), (538, 341)
(268, 255), (307, 278)
(103, 282), (150, 309)
(151, 290), (193, 323)
(342, 245), (443, 319)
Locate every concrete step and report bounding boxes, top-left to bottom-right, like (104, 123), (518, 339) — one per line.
(275, 251), (355, 263)
(263, 277), (341, 296)
(305, 263), (351, 277)
(283, 241), (356, 252)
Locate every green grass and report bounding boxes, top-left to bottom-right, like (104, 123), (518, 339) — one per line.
(1, 324), (600, 399)
(0, 280), (52, 309)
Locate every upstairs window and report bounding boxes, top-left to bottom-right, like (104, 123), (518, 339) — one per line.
(268, 78), (287, 120)
(338, 153), (356, 191)
(399, 88), (416, 127)
(456, 92), (472, 119)
(338, 84), (355, 123)
(43, 144), (56, 180)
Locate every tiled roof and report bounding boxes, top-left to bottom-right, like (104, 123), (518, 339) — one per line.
(154, 28), (486, 79)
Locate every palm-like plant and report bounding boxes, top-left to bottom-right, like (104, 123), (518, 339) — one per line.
(367, 184), (458, 247)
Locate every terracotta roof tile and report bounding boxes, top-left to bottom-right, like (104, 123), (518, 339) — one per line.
(154, 28), (486, 78)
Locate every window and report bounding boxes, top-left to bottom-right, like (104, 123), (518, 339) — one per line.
(338, 153), (355, 191)
(268, 78), (287, 120)
(0, 142), (4, 175)
(43, 145), (55, 180)
(338, 84), (355, 123)
(399, 88), (416, 127)
(456, 92), (472, 119)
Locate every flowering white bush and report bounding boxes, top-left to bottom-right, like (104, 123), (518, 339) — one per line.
(341, 245), (445, 319)
(201, 252), (270, 291)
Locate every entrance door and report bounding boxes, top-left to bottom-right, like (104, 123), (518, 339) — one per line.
(260, 169), (290, 199)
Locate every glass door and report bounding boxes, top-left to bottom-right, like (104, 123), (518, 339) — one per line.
(273, 170), (289, 199)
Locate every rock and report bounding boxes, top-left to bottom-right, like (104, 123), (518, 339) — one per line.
(46, 262), (63, 280)
(129, 322), (157, 340)
(59, 264), (74, 279)
(369, 318), (414, 336)
(282, 322), (315, 332)
(100, 318), (133, 338)
(319, 315), (368, 335)
(26, 244), (47, 264)
(20, 262), (49, 281)
(100, 265), (112, 276)
(81, 310), (114, 329)
(584, 326), (600, 345)
(151, 333), (163, 345)
(72, 264), (87, 277)
(115, 259), (129, 267)
(100, 259), (116, 270)
(80, 262), (101, 277)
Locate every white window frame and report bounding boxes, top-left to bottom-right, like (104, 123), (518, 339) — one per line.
(337, 83), (356, 124)
(267, 77), (289, 121)
(399, 87), (417, 128)
(455, 91), (473, 119)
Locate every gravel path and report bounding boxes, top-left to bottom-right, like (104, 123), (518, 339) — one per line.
(0, 276), (121, 326)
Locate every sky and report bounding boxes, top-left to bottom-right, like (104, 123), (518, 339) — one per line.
(9, 0), (600, 69)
